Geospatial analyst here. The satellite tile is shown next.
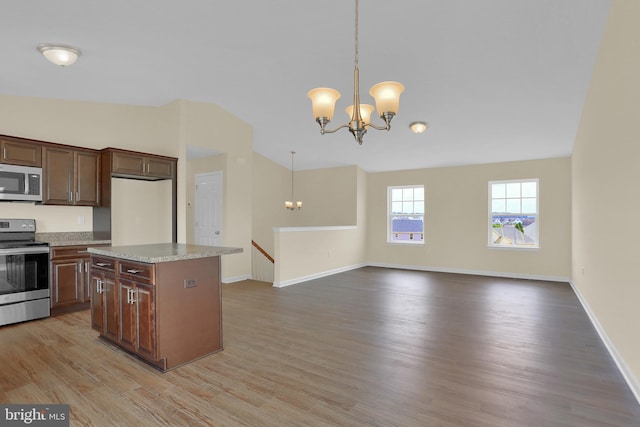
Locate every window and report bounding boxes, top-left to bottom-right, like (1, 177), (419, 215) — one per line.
(489, 179), (538, 248)
(388, 185), (424, 244)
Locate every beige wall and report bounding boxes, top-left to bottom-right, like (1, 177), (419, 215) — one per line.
(572, 0), (640, 395)
(0, 95), (177, 233)
(251, 153), (360, 256)
(251, 152), (292, 255)
(367, 158), (572, 280)
(0, 96), (253, 281)
(110, 178), (173, 246)
(0, 95), (177, 154)
(0, 203), (93, 233)
(180, 100), (253, 281)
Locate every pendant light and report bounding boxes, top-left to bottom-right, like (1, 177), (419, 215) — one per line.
(307, 0), (404, 145)
(285, 151), (302, 210)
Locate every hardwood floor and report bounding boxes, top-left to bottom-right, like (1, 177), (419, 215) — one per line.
(1, 267), (639, 426)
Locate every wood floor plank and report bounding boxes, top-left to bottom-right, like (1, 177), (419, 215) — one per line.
(1, 267), (639, 426)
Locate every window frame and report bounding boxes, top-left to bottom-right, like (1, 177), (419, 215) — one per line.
(387, 185), (425, 245)
(488, 178), (539, 250)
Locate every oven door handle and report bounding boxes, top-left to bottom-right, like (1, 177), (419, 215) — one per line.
(0, 247), (50, 256)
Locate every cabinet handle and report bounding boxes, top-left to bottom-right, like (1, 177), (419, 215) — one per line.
(127, 288), (137, 304)
(96, 262), (111, 267)
(126, 269), (142, 274)
(96, 279), (103, 294)
(76, 191), (79, 202)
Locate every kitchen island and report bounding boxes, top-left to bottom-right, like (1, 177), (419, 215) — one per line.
(88, 243), (242, 371)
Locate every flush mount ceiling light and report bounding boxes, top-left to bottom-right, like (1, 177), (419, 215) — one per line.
(285, 151), (303, 211)
(410, 121), (429, 134)
(37, 44), (81, 66)
(307, 0), (404, 145)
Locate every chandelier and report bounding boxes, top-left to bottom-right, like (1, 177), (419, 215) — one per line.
(307, 0), (404, 145)
(285, 151), (302, 210)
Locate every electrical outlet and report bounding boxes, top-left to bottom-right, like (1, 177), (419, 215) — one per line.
(77, 215), (85, 225)
(184, 279), (197, 288)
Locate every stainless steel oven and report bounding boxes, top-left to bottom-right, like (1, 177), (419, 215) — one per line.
(0, 219), (50, 326)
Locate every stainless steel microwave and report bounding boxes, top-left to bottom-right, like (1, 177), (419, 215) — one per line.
(0, 164), (43, 202)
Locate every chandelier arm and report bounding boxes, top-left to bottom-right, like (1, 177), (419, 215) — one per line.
(366, 122), (391, 131)
(320, 123), (351, 134)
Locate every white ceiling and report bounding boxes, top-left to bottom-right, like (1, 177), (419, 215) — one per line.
(0, 1), (610, 172)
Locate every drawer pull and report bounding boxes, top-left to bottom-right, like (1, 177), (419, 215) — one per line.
(126, 269), (143, 274)
(96, 262), (111, 267)
(77, 250), (89, 254)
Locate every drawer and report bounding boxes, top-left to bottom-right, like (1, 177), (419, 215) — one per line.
(119, 260), (154, 284)
(51, 245), (90, 259)
(91, 256), (116, 272)
(51, 244), (109, 260)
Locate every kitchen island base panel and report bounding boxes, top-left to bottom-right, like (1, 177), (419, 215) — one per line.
(89, 246), (235, 372)
(156, 256), (222, 370)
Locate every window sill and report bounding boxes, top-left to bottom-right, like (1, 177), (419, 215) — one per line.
(488, 245), (539, 251)
(387, 241), (425, 246)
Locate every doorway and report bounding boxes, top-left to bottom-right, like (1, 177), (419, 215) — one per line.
(194, 171), (223, 246)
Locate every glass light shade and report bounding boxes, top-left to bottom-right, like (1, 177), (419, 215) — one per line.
(410, 121), (429, 134)
(369, 81), (405, 115)
(296, 201), (303, 209)
(307, 88), (341, 121)
(285, 201), (293, 209)
(345, 104), (374, 124)
(38, 45), (80, 66)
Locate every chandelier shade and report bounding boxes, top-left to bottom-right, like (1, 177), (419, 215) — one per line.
(369, 81), (405, 117)
(307, 88), (341, 122)
(307, 0), (404, 145)
(346, 104), (374, 126)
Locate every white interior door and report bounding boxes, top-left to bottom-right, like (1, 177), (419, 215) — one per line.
(195, 171), (223, 246)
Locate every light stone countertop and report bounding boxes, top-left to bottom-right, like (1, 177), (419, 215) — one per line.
(36, 232), (112, 247)
(87, 243), (243, 264)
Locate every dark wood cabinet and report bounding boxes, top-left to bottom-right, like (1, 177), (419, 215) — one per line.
(91, 255), (158, 365)
(118, 278), (156, 360)
(42, 146), (100, 206)
(0, 137), (42, 166)
(110, 150), (175, 179)
(89, 250), (222, 371)
(50, 245), (108, 316)
(90, 256), (119, 342)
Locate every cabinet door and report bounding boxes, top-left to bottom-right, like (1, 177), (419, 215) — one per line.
(111, 152), (145, 176)
(90, 271), (105, 332)
(1, 138), (42, 166)
(146, 157), (174, 178)
(135, 282), (156, 359)
(118, 279), (136, 352)
(103, 275), (119, 342)
(42, 147), (74, 205)
(75, 150), (100, 206)
(51, 259), (82, 308)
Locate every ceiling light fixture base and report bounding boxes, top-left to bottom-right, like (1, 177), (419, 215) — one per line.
(37, 44), (81, 66)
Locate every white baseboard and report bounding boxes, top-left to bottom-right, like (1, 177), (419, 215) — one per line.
(569, 281), (640, 404)
(273, 263), (366, 288)
(222, 274), (251, 284)
(366, 262), (570, 283)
